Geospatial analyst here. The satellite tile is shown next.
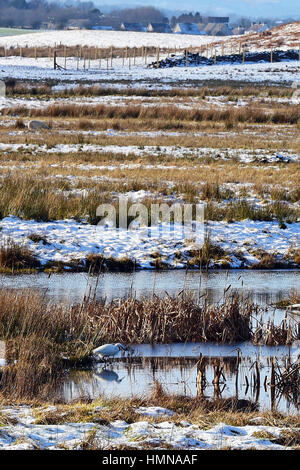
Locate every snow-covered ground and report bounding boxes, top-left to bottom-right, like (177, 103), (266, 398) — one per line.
(1, 56), (300, 84)
(0, 142), (298, 164)
(0, 216), (298, 269)
(0, 406), (294, 450)
(0, 30), (220, 49)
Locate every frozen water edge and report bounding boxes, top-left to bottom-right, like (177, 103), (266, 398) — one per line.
(0, 216), (299, 269)
(0, 406), (294, 450)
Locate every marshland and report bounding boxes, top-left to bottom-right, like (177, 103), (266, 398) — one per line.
(0, 37), (299, 449)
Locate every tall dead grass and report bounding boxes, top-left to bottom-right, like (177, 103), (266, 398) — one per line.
(5, 103), (300, 125)
(0, 176), (298, 224)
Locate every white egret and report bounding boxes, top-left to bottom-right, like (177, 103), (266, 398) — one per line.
(92, 343), (126, 361)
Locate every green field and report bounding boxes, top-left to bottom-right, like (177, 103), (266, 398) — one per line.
(0, 28), (37, 37)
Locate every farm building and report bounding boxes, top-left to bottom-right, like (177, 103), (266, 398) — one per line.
(147, 23), (173, 33)
(246, 23), (269, 33)
(173, 23), (205, 35)
(198, 22), (232, 36)
(120, 23), (146, 32)
(67, 19), (90, 30)
(232, 26), (246, 35)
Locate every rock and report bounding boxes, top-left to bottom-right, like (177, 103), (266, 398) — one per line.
(28, 120), (51, 130)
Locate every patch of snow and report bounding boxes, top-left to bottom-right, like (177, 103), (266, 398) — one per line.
(136, 407), (175, 417)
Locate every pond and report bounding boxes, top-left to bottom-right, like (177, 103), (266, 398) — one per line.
(0, 269), (299, 305)
(0, 270), (298, 410)
(62, 342), (299, 413)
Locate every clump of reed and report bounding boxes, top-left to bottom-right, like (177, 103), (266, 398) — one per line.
(75, 292), (254, 344)
(85, 254), (137, 272)
(187, 236), (229, 268)
(276, 289), (300, 308)
(1, 335), (63, 400)
(0, 239), (40, 272)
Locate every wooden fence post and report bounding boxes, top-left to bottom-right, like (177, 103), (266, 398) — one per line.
(64, 46), (67, 69)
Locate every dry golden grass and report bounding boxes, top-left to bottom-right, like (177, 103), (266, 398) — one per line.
(4, 82), (294, 99)
(5, 102), (300, 127)
(6, 386), (299, 431)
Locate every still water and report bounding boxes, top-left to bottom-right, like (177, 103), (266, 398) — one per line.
(1, 270), (298, 411)
(63, 343), (299, 413)
(0, 269), (299, 305)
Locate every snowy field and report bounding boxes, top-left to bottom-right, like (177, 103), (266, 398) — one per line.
(0, 29), (220, 49)
(0, 405), (295, 450)
(0, 38), (298, 271)
(0, 143), (298, 163)
(0, 216), (298, 269)
(1, 56), (300, 84)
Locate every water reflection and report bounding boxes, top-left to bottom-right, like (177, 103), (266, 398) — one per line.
(61, 355), (299, 413)
(94, 369), (124, 384)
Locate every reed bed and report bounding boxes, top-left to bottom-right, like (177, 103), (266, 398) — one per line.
(5, 102), (300, 125)
(4, 82), (294, 99)
(0, 176), (298, 225)
(0, 289), (299, 399)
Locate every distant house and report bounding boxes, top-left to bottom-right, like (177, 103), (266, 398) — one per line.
(147, 23), (172, 33)
(120, 22), (145, 32)
(67, 19), (90, 30)
(232, 26), (245, 35)
(246, 23), (269, 34)
(40, 21), (57, 30)
(202, 23), (232, 36)
(197, 23), (207, 35)
(173, 23), (203, 35)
